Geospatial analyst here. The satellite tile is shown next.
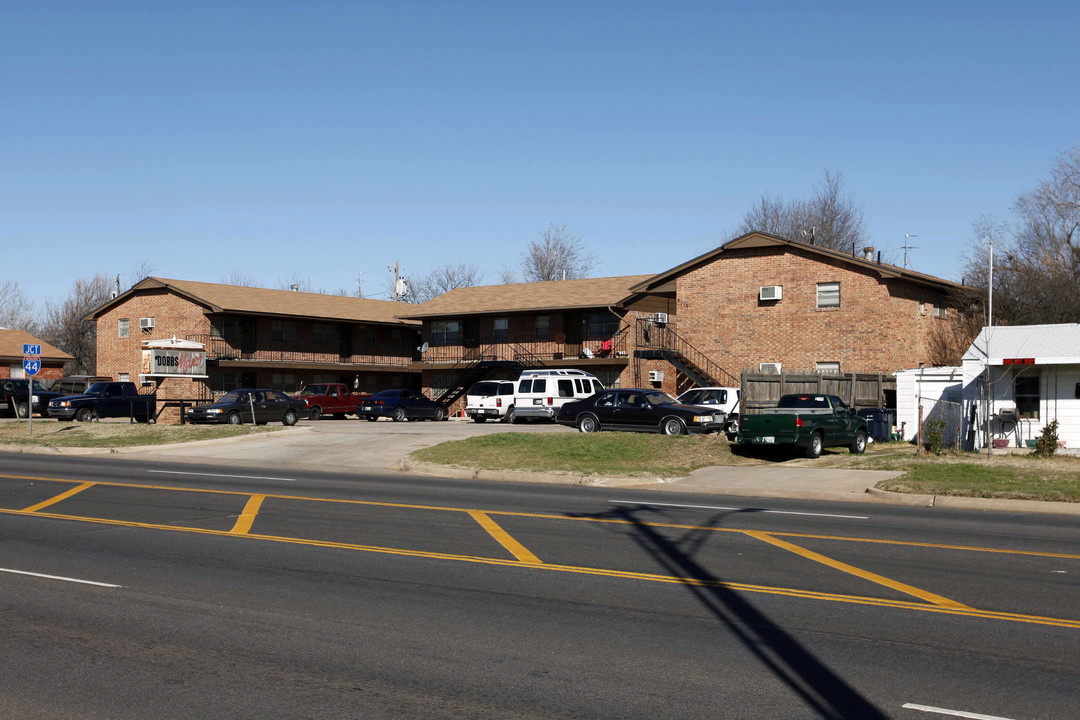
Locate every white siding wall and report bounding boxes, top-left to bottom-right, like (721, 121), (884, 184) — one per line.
(895, 368), (963, 443)
(962, 361), (1080, 451)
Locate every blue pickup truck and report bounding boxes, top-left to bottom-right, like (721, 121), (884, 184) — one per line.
(49, 381), (157, 423)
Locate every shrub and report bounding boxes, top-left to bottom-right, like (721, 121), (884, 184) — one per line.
(926, 419), (946, 455)
(1034, 420), (1060, 457)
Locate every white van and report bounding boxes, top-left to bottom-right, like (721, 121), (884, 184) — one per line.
(464, 380), (516, 423)
(513, 369), (604, 421)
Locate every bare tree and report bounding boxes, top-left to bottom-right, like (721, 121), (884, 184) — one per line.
(125, 258), (156, 289)
(736, 170), (869, 252)
(37, 274), (112, 374)
(409, 264), (483, 303)
(513, 224), (597, 282)
(960, 146), (1080, 326)
(0, 280), (38, 332)
(221, 270), (261, 287)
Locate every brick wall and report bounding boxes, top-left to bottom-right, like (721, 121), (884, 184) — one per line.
(673, 246), (953, 377)
(96, 288), (211, 422)
(1, 362), (66, 383)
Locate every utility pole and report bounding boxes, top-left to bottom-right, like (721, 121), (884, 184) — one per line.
(356, 270), (364, 299)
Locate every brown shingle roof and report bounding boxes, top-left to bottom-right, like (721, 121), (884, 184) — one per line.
(628, 232), (967, 295)
(396, 275), (655, 319)
(91, 277), (418, 326)
(0, 329), (74, 362)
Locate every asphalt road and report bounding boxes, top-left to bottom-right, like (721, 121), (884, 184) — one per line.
(2, 452), (1078, 719)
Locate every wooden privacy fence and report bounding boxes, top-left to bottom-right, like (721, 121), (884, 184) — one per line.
(740, 369), (895, 414)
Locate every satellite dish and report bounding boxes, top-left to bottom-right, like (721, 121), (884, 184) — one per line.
(582, 347), (594, 359)
(419, 342), (430, 354)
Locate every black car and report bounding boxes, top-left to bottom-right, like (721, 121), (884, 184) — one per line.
(186, 388), (305, 426)
(357, 389), (447, 422)
(1, 378), (64, 418)
(555, 388), (725, 435)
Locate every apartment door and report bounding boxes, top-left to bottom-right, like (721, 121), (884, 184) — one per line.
(564, 311), (583, 357)
(240, 319), (257, 357)
(339, 325), (353, 360)
(463, 318), (480, 349)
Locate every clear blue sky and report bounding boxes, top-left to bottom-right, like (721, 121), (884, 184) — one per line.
(3, 1), (1077, 303)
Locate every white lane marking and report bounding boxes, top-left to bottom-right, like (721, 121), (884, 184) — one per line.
(902, 703), (1017, 719)
(148, 470), (297, 482)
(609, 500), (868, 520)
(0, 567), (121, 588)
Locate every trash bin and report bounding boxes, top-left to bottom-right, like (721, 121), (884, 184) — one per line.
(857, 408), (895, 443)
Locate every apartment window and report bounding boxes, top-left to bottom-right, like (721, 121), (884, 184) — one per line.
(586, 311), (619, 337)
(493, 317), (509, 342)
(118, 373), (130, 382)
(430, 320), (461, 346)
(272, 320), (297, 343)
(816, 362), (840, 373)
(271, 373), (298, 393)
(312, 373), (338, 384)
(760, 362), (782, 374)
(534, 315), (550, 341)
(1014, 375), (1040, 420)
(211, 373), (238, 394)
(211, 316), (241, 340)
(366, 325), (378, 347)
(934, 303), (947, 317)
(312, 323), (336, 345)
(118, 318), (130, 338)
(391, 328), (402, 349)
(816, 282), (840, 309)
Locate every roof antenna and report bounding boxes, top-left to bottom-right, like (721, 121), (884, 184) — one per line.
(810, 227), (816, 245)
(902, 234), (920, 268)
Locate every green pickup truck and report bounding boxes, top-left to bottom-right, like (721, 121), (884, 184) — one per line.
(738, 394), (868, 458)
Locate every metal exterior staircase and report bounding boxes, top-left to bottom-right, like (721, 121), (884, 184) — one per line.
(633, 320), (739, 387)
(429, 345), (526, 409)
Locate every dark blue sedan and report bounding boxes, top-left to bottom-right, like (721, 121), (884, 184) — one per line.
(357, 389), (447, 422)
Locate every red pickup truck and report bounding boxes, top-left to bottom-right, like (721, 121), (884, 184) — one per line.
(292, 383), (371, 420)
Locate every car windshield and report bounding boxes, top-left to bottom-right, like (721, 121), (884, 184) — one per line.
(30, 380), (50, 391)
(642, 391), (677, 406)
(298, 385), (327, 396)
(85, 383), (109, 395)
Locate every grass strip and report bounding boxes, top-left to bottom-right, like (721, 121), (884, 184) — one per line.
(0, 422), (287, 448)
(411, 431), (760, 476)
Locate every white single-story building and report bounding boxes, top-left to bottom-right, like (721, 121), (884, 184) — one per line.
(895, 366), (963, 447)
(961, 324), (1080, 452)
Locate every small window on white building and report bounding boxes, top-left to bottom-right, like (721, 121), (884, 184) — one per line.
(816, 283), (840, 309)
(816, 362), (840, 373)
(1014, 374), (1040, 420)
(119, 318), (130, 338)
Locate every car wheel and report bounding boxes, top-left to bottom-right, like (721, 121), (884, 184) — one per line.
(472, 416), (487, 423)
(309, 406), (322, 421)
(726, 414), (740, 438)
(282, 409), (298, 426)
(805, 432), (824, 459)
(392, 407), (406, 422)
(228, 411), (243, 426)
(577, 415), (599, 433)
(504, 406), (516, 424)
(850, 430), (867, 455)
(433, 407), (446, 422)
(662, 417), (685, 436)
(16, 402), (29, 419)
(76, 408), (93, 423)
(364, 415), (377, 422)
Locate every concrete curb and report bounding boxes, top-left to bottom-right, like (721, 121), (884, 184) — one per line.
(865, 487), (1080, 516)
(0, 425), (311, 456)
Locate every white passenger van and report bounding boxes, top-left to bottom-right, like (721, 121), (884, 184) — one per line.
(512, 369), (604, 421)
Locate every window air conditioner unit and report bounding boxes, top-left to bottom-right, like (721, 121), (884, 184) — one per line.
(655, 312), (668, 325)
(139, 317), (155, 330)
(759, 285), (782, 301)
(648, 370), (664, 382)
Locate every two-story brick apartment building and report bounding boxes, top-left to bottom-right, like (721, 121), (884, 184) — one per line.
(401, 232), (967, 407)
(396, 275), (658, 409)
(622, 232), (968, 393)
(91, 277), (420, 420)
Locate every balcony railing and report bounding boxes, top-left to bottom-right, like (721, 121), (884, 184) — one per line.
(187, 335), (413, 367)
(421, 331), (629, 365)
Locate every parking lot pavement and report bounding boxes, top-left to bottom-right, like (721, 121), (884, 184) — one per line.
(136, 416), (572, 472)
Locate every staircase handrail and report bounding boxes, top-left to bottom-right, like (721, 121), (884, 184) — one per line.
(638, 320), (739, 386)
(430, 345), (493, 404)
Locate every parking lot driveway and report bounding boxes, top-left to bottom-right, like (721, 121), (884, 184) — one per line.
(139, 417), (572, 472)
